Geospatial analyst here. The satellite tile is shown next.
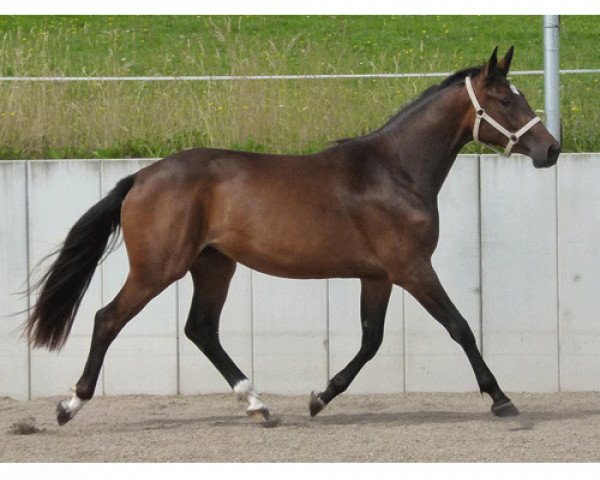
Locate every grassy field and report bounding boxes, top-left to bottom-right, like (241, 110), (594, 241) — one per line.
(0, 15), (598, 159)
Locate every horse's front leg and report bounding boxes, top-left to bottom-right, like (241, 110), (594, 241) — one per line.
(397, 259), (519, 417)
(310, 278), (392, 417)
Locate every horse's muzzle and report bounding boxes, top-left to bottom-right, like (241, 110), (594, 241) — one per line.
(533, 143), (561, 168)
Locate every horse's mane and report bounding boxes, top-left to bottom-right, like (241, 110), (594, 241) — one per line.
(335, 66), (482, 144)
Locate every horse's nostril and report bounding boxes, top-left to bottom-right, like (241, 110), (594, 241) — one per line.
(548, 144), (561, 164)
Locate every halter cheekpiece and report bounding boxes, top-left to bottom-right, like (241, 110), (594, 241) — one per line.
(465, 75), (541, 157)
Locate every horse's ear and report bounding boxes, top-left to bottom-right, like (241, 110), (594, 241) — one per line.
(481, 46), (499, 83)
(497, 46), (514, 77)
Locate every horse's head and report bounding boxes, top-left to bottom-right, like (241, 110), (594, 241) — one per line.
(467, 47), (561, 168)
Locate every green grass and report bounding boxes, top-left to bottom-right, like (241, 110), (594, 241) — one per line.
(0, 15), (598, 159)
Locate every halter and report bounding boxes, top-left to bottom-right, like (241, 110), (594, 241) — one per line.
(465, 76), (541, 157)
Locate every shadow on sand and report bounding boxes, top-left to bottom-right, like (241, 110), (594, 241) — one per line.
(103, 406), (600, 433)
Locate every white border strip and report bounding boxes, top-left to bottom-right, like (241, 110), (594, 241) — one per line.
(4, 0), (598, 15)
(0, 69), (598, 82)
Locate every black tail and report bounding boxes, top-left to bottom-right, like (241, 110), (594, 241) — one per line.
(25, 174), (136, 351)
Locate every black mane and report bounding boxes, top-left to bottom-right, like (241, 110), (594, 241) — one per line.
(335, 66), (482, 144)
(380, 66), (482, 128)
(437, 66), (482, 90)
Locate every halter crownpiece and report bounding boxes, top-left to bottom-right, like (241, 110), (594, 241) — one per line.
(465, 76), (541, 157)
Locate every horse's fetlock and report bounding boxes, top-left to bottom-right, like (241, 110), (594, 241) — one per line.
(330, 374), (349, 393)
(75, 383), (95, 401)
(477, 374), (499, 397)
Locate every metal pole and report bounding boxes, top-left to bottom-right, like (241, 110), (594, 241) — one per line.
(544, 15), (561, 144)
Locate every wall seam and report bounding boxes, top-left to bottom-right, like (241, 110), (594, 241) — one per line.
(99, 160), (106, 397)
(402, 288), (407, 393)
(325, 279), (331, 384)
(25, 161), (32, 401)
(477, 155), (484, 355)
(175, 279), (181, 395)
(250, 270), (255, 384)
(555, 162), (561, 392)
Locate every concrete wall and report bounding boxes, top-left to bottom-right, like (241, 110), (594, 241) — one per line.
(1, 154), (599, 399)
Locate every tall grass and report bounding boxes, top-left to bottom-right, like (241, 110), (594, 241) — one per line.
(0, 16), (598, 159)
(0, 77), (434, 158)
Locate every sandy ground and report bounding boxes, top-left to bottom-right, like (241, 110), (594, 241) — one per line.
(1, 392), (600, 462)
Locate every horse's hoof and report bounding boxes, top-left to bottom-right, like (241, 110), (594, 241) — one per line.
(247, 407), (280, 427)
(247, 407), (271, 422)
(56, 401), (74, 426)
(309, 391), (326, 417)
(491, 400), (520, 417)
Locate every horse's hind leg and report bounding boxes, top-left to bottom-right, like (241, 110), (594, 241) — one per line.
(310, 278), (392, 417)
(184, 247), (270, 421)
(56, 273), (172, 425)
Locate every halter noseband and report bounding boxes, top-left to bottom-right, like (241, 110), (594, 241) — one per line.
(465, 76), (541, 157)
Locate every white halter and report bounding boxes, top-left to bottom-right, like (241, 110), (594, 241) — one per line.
(465, 76), (541, 157)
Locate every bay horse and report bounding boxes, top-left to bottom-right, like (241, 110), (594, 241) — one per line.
(26, 47), (560, 426)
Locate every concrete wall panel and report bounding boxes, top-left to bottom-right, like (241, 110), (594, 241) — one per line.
(252, 274), (328, 394)
(178, 266), (253, 394)
(481, 155), (558, 392)
(404, 155), (482, 392)
(328, 279), (404, 394)
(1, 155), (599, 397)
(27, 160), (102, 397)
(0, 162), (30, 399)
(100, 160), (179, 395)
(557, 154), (600, 390)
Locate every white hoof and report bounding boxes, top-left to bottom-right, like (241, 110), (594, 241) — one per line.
(233, 380), (268, 415)
(56, 390), (87, 426)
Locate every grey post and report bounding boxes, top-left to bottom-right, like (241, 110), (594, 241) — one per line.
(543, 15), (561, 144)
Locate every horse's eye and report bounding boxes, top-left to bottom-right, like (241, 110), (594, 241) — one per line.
(501, 97), (511, 106)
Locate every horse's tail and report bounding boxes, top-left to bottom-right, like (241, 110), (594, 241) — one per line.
(25, 174), (136, 351)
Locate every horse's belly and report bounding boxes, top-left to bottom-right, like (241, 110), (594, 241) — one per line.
(213, 227), (386, 280)
(205, 174), (388, 279)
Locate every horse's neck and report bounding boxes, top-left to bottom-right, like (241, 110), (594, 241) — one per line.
(377, 88), (471, 198)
